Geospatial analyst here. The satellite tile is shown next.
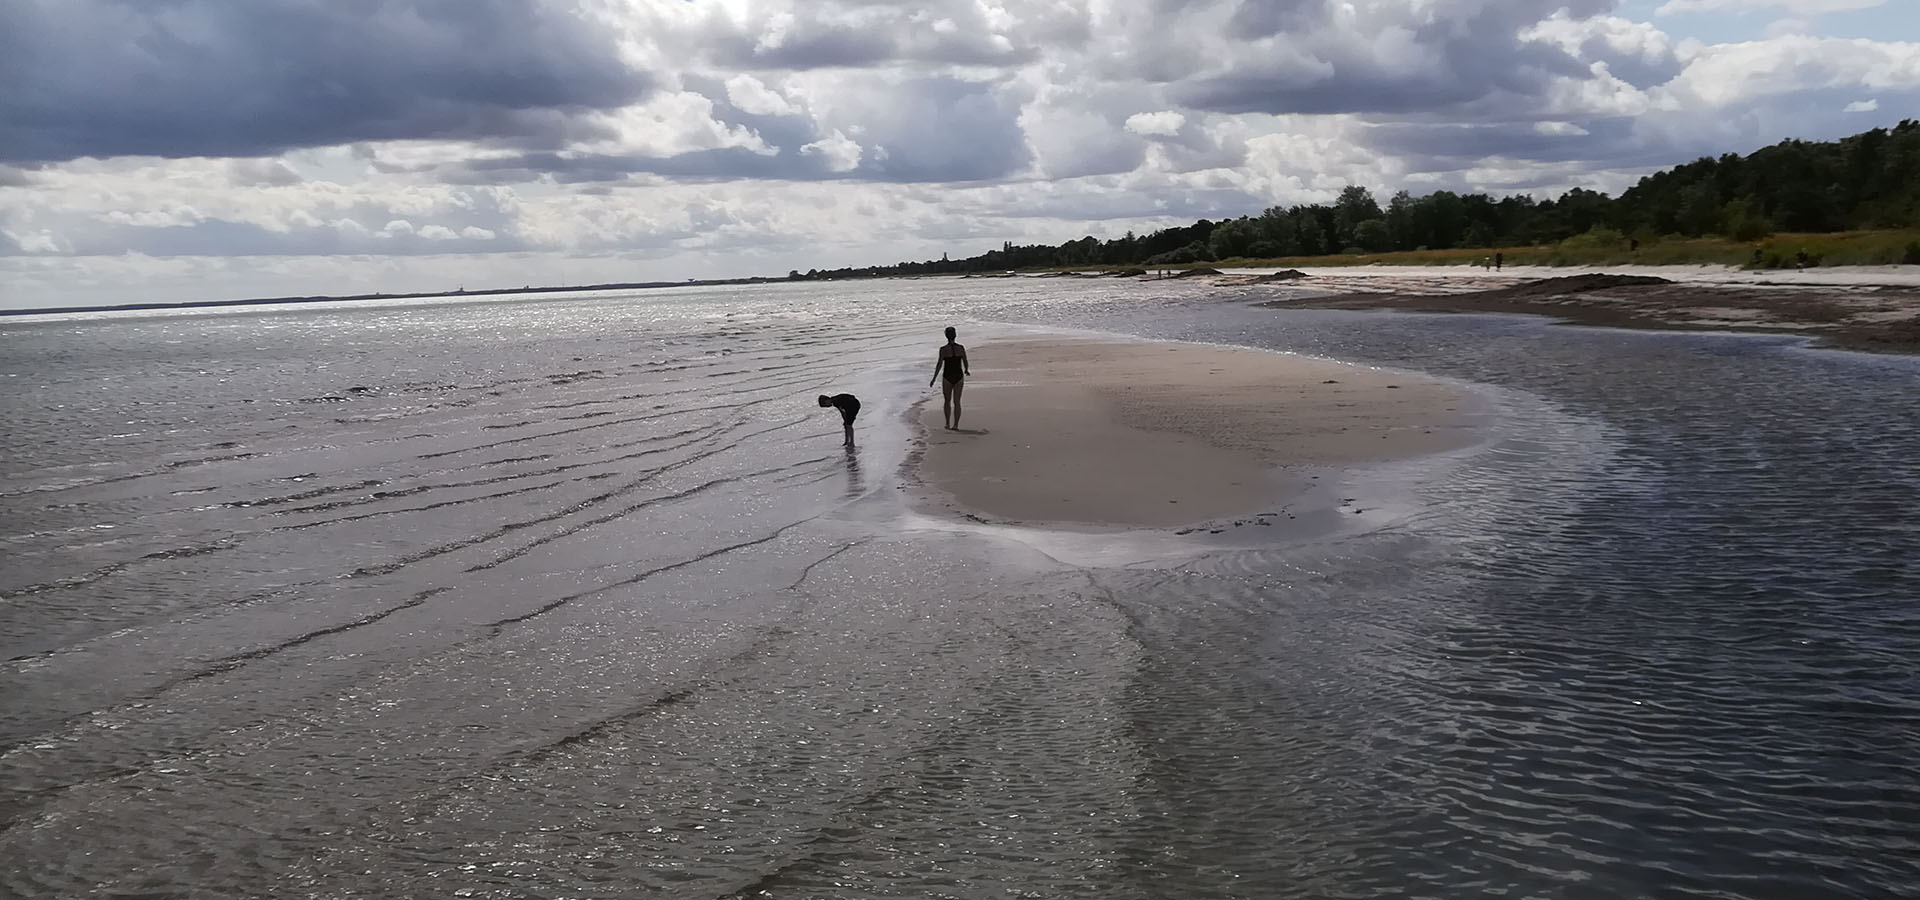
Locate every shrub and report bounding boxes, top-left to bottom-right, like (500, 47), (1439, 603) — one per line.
(1560, 226), (1628, 250)
(1730, 216), (1772, 242)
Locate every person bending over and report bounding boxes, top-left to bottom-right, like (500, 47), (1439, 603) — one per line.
(929, 326), (969, 430)
(818, 393), (860, 446)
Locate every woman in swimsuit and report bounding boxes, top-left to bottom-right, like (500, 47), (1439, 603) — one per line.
(929, 326), (969, 430)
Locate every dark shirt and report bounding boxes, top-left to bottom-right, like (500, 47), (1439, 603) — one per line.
(827, 393), (860, 421)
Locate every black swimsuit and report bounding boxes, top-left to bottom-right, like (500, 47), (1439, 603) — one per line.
(941, 346), (966, 383)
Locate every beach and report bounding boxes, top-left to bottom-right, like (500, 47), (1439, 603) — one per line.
(910, 338), (1477, 527)
(3, 276), (1918, 898)
(1203, 264), (1920, 354)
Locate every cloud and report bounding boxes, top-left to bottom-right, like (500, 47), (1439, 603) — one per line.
(1126, 112), (1188, 137)
(1657, 36), (1920, 108)
(227, 159), (304, 188)
(800, 130), (864, 172)
(1524, 14), (1685, 88)
(5, 0), (1920, 311)
(724, 75), (797, 116)
(1656, 0), (1886, 14)
(681, 1), (1050, 70)
(1121, 0), (1619, 115)
(802, 75), (1033, 182)
(1534, 121), (1593, 135)
(0, 158), (528, 258)
(0, 0), (649, 164)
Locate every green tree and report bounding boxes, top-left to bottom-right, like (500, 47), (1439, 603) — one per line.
(1207, 217), (1260, 260)
(1351, 218), (1393, 252)
(1384, 190), (1419, 250)
(1676, 183), (1721, 237)
(1256, 208), (1303, 255)
(1333, 186), (1383, 249)
(1426, 191), (1469, 248)
(1463, 221), (1496, 249)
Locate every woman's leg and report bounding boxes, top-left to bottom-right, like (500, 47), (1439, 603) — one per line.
(951, 379), (964, 429)
(940, 380), (955, 428)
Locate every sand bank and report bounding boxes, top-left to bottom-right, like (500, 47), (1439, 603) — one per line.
(910, 338), (1477, 528)
(1223, 267), (1920, 354)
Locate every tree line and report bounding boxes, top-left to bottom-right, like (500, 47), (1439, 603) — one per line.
(787, 119), (1920, 279)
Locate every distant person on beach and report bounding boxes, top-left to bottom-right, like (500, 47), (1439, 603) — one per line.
(930, 326), (970, 430)
(818, 393), (860, 446)
(1494, 252), (1503, 270)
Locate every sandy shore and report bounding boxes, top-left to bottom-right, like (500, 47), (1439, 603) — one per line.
(1215, 267), (1920, 354)
(910, 338), (1478, 528)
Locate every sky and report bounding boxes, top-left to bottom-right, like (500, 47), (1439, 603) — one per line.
(2, 0), (1917, 310)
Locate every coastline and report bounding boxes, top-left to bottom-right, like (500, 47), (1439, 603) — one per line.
(0, 277), (795, 318)
(1216, 266), (1920, 354)
(11, 264), (1916, 355)
(905, 337), (1480, 529)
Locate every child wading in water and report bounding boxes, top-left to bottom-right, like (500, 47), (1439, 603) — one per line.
(818, 393), (860, 446)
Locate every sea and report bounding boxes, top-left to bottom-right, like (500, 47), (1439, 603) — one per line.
(2, 276), (1916, 899)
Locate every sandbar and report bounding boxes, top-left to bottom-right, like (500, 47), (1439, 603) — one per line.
(910, 338), (1478, 528)
(1233, 269), (1920, 354)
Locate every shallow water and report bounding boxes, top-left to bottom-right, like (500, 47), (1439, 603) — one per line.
(2, 278), (1916, 898)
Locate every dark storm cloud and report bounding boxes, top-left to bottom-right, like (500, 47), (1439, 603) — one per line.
(428, 76), (1031, 185)
(1180, 40), (1586, 115)
(712, 24), (901, 69)
(1041, 138), (1148, 180)
(852, 78), (1031, 182)
(0, 0), (649, 164)
(432, 146), (846, 185)
(1173, 0), (1613, 115)
(1227, 0), (1325, 37)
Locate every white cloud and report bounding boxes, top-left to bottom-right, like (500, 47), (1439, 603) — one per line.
(1765, 18), (1815, 37)
(573, 92), (776, 158)
(799, 130), (864, 172)
(1657, 37), (1920, 107)
(1535, 121), (1592, 136)
(1125, 112), (1187, 137)
(1845, 98), (1880, 111)
(9, 231), (66, 254)
(724, 74), (797, 116)
(1657, 0), (1886, 14)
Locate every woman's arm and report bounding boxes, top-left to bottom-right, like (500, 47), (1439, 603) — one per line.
(930, 355), (943, 386)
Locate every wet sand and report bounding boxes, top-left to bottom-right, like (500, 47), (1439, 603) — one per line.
(1226, 268), (1920, 354)
(909, 338), (1477, 527)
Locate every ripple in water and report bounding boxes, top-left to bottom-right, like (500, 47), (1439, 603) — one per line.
(1, 280), (1916, 898)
